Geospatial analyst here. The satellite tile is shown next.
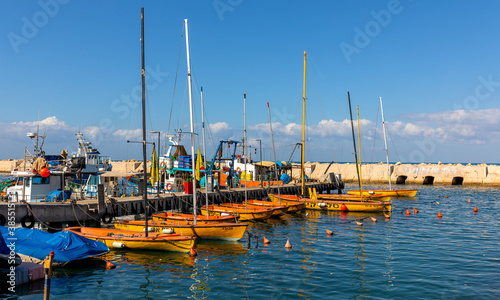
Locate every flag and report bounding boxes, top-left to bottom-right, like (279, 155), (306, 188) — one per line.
(151, 144), (159, 185)
(195, 147), (202, 181)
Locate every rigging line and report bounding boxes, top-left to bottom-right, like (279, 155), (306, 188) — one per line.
(370, 100), (380, 164)
(386, 123), (402, 163)
(167, 24), (185, 135)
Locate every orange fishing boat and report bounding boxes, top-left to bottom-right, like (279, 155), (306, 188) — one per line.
(200, 205), (274, 221)
(247, 199), (304, 213)
(152, 212), (239, 224)
(114, 220), (248, 241)
(218, 202), (288, 217)
(65, 227), (196, 253)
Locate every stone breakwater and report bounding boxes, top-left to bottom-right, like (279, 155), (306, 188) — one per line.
(296, 162), (500, 186)
(1, 160), (499, 186)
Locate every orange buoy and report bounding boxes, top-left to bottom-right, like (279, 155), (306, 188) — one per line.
(414, 208), (419, 214)
(106, 261), (116, 270)
(370, 217), (377, 222)
(285, 239), (292, 249)
(406, 209), (411, 216)
(355, 221), (363, 226)
(326, 229), (333, 235)
(468, 199), (471, 203)
(438, 211), (442, 219)
(473, 206), (478, 213)
(384, 213), (390, 219)
(340, 204), (348, 211)
(189, 248), (197, 257)
(39, 167), (51, 178)
(444, 196), (448, 199)
(263, 236), (271, 244)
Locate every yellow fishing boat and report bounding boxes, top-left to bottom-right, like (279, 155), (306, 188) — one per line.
(200, 205), (274, 221)
(308, 187), (391, 201)
(152, 212), (239, 224)
(248, 199), (304, 213)
(218, 202), (289, 217)
(65, 227), (196, 253)
(347, 189), (418, 197)
(268, 193), (391, 212)
(114, 220), (248, 241)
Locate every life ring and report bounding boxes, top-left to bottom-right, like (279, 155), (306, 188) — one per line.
(21, 215), (35, 229)
(0, 214), (6, 226)
(160, 161), (166, 170)
(166, 183), (173, 191)
(101, 212), (113, 224)
(236, 167), (241, 172)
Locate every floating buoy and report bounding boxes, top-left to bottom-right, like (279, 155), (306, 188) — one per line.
(106, 261), (116, 270)
(355, 221), (363, 226)
(473, 206), (478, 213)
(112, 241), (125, 248)
(438, 211), (442, 219)
(318, 202), (327, 208)
(436, 202), (441, 205)
(413, 208), (419, 214)
(468, 199), (471, 203)
(263, 236), (271, 244)
(384, 213), (390, 219)
(341, 204), (348, 211)
(39, 167), (50, 178)
(189, 248), (197, 257)
(162, 228), (174, 234)
(326, 229), (333, 235)
(285, 239), (292, 249)
(444, 196), (448, 199)
(370, 217), (377, 222)
(406, 209), (411, 216)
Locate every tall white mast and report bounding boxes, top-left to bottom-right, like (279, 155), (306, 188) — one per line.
(184, 19), (197, 225)
(380, 97), (392, 190)
(201, 87), (208, 218)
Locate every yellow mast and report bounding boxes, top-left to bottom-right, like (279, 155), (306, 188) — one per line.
(357, 105), (363, 195)
(301, 51), (306, 196)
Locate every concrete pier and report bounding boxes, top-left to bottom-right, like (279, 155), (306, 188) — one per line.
(0, 182), (339, 228)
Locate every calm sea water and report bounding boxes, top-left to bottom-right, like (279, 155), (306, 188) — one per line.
(3, 183), (500, 299)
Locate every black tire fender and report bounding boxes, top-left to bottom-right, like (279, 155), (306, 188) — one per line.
(101, 212), (113, 224)
(20, 215), (35, 229)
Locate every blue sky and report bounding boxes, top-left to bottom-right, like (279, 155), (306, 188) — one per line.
(1, 0), (499, 164)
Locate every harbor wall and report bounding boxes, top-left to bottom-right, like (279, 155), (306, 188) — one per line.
(299, 162), (500, 186)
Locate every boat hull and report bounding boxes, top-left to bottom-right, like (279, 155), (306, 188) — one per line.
(200, 205), (274, 221)
(65, 227), (196, 253)
(268, 193), (391, 212)
(152, 212), (239, 224)
(114, 221), (248, 241)
(316, 193), (392, 202)
(347, 189), (418, 197)
(218, 203), (288, 217)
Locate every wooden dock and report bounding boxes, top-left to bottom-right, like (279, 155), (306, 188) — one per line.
(0, 182), (341, 229)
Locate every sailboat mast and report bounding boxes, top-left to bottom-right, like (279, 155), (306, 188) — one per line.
(357, 105), (363, 195)
(243, 93), (248, 210)
(201, 87), (209, 218)
(301, 51), (306, 196)
(140, 7), (148, 237)
(347, 92), (362, 194)
(184, 19), (197, 225)
(243, 93), (247, 162)
(380, 97), (392, 190)
(267, 102), (280, 203)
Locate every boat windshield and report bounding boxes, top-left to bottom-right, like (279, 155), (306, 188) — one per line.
(32, 177), (50, 185)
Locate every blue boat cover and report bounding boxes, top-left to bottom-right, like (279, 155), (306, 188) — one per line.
(46, 189), (72, 202)
(0, 233), (22, 266)
(0, 226), (109, 265)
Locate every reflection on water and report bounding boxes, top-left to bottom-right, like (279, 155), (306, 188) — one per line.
(3, 184), (500, 299)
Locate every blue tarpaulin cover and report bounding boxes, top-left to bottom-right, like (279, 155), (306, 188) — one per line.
(0, 226), (109, 265)
(0, 233), (22, 267)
